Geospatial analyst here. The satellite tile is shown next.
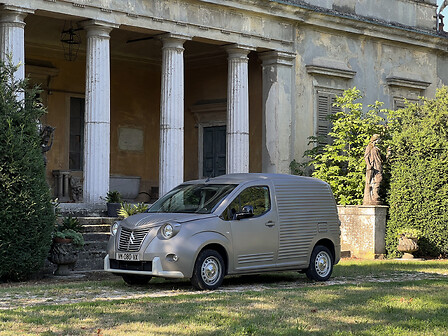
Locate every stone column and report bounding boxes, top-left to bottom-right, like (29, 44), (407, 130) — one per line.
(225, 44), (255, 174)
(259, 51), (295, 173)
(0, 5), (33, 100)
(159, 34), (191, 197)
(82, 20), (118, 204)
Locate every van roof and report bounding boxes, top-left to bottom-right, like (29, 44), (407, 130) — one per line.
(185, 173), (328, 186)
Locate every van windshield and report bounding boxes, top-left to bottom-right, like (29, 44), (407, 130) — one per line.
(148, 184), (236, 214)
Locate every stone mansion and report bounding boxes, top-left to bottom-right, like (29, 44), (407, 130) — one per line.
(1, 0), (447, 204)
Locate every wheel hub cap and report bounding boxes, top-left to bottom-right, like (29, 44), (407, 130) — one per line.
(315, 251), (330, 277)
(201, 257), (221, 285)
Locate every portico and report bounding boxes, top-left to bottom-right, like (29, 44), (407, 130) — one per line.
(0, 1), (295, 203)
(2, 0), (446, 206)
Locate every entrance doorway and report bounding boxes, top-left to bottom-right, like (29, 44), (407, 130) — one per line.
(203, 126), (226, 178)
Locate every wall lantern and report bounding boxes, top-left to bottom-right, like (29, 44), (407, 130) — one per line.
(60, 22), (82, 62)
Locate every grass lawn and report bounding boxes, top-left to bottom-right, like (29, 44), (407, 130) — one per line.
(0, 259), (447, 335)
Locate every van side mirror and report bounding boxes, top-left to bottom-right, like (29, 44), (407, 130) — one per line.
(235, 205), (254, 220)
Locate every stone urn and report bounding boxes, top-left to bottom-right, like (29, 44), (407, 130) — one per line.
(397, 235), (419, 259)
(48, 238), (78, 275)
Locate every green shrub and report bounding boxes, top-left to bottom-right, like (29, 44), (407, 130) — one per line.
(0, 60), (56, 281)
(118, 202), (149, 219)
(299, 88), (388, 205)
(59, 216), (83, 233)
(386, 87), (448, 257)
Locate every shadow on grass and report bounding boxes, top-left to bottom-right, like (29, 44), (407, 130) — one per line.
(2, 279), (448, 335)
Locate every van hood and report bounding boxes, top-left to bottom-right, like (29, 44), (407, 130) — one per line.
(119, 212), (217, 229)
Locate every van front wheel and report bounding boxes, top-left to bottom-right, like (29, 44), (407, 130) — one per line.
(305, 245), (333, 281)
(191, 249), (225, 290)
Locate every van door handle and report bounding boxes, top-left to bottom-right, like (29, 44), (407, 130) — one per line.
(265, 221), (275, 227)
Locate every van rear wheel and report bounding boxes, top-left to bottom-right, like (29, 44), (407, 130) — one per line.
(305, 245), (333, 281)
(191, 249), (225, 290)
(122, 274), (152, 285)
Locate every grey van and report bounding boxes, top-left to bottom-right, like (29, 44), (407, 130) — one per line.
(104, 173), (341, 290)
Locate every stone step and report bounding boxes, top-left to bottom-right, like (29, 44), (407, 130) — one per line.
(81, 224), (111, 233)
(59, 203), (108, 217)
(77, 217), (116, 225)
(75, 250), (106, 271)
(83, 232), (111, 242)
(83, 240), (109, 251)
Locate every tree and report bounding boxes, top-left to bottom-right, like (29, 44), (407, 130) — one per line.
(386, 87), (448, 257)
(0, 60), (56, 281)
(300, 88), (388, 205)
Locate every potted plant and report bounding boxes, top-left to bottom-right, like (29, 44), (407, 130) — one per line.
(105, 190), (123, 217)
(48, 216), (85, 276)
(396, 228), (422, 259)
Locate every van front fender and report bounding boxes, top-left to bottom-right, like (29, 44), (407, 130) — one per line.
(185, 231), (232, 276)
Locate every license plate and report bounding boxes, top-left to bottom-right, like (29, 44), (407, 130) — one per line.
(116, 253), (140, 261)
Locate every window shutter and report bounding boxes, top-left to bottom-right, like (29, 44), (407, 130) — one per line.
(394, 98), (406, 110)
(317, 92), (330, 145)
(317, 92), (340, 145)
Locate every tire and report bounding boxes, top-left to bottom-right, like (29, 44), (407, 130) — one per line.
(191, 249), (225, 290)
(122, 274), (152, 285)
(305, 245), (334, 281)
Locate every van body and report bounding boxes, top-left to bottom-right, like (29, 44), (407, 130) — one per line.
(104, 173), (341, 289)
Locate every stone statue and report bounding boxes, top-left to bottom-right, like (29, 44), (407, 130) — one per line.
(40, 125), (55, 166)
(70, 176), (83, 202)
(363, 134), (382, 205)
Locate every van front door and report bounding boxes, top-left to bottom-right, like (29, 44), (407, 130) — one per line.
(223, 185), (278, 271)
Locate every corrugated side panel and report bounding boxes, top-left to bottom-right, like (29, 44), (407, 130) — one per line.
(238, 252), (275, 265)
(274, 179), (339, 261)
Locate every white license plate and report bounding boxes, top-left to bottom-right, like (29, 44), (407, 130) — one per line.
(116, 253), (140, 261)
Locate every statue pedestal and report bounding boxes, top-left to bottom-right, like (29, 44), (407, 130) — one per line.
(338, 205), (388, 259)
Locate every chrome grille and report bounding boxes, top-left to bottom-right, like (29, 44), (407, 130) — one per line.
(118, 227), (151, 252)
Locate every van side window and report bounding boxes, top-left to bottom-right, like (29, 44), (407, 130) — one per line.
(221, 186), (271, 220)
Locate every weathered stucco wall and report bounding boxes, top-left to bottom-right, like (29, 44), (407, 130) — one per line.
(275, 0), (437, 31)
(293, 24), (440, 162)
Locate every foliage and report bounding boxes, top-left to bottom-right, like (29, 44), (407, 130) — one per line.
(0, 59), (56, 281)
(386, 87), (448, 258)
(53, 216), (84, 247)
(118, 202), (149, 218)
(53, 229), (85, 247)
(396, 228), (423, 239)
(105, 190), (122, 203)
(299, 88), (388, 205)
(58, 216), (83, 233)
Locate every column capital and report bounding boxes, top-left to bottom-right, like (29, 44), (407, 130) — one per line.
(81, 20), (119, 38)
(224, 44), (256, 59)
(160, 33), (192, 50)
(259, 50), (296, 67)
(0, 5), (34, 26)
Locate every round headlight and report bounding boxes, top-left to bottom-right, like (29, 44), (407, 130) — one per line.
(161, 224), (174, 239)
(111, 221), (119, 236)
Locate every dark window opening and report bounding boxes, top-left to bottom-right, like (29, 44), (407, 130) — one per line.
(69, 97), (85, 171)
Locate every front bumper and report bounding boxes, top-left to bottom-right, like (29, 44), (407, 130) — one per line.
(104, 255), (184, 279)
